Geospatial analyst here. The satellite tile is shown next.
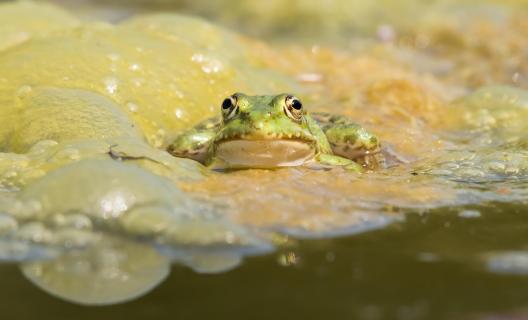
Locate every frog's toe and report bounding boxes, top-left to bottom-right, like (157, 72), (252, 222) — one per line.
(344, 161), (364, 173)
(315, 154), (364, 172)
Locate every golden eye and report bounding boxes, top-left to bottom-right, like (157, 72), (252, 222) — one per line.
(284, 95), (303, 120)
(221, 95), (238, 120)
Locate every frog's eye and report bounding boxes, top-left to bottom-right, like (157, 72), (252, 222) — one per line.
(284, 95), (303, 120)
(221, 95), (238, 120)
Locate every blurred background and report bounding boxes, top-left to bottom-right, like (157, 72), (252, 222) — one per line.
(29, 0), (528, 42)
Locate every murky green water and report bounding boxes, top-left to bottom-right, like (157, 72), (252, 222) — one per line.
(2, 203), (528, 319)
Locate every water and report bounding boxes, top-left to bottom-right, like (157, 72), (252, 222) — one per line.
(1, 203), (527, 319)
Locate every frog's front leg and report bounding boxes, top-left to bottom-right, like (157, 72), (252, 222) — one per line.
(312, 113), (383, 170)
(316, 154), (364, 173)
(166, 117), (220, 164)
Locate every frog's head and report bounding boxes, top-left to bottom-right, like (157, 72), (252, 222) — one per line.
(212, 93), (317, 168)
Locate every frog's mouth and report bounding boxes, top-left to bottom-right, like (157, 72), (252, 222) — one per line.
(214, 139), (316, 168)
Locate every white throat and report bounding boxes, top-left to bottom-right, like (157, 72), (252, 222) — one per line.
(214, 139), (315, 168)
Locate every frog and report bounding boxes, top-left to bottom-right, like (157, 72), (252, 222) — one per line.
(167, 93), (383, 172)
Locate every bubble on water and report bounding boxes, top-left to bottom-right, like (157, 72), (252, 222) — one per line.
(126, 102), (139, 113)
(129, 63), (141, 71)
(99, 194), (129, 220)
(458, 209), (481, 218)
(191, 53), (224, 74)
(191, 53), (204, 62)
(202, 62), (223, 74)
(103, 77), (119, 95)
(174, 108), (184, 119)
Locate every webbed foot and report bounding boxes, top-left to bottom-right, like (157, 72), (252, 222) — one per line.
(316, 154), (363, 173)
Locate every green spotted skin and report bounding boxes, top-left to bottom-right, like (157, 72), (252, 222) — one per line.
(311, 112), (383, 168)
(167, 93), (382, 171)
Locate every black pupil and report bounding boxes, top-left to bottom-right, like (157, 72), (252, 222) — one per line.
(291, 99), (302, 110)
(222, 98), (233, 110)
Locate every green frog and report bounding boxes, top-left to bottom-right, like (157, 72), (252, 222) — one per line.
(167, 93), (382, 172)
